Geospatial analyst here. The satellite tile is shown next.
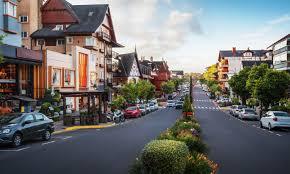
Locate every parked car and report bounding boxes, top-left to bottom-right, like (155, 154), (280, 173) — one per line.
(124, 106), (142, 118)
(238, 108), (259, 120)
(0, 112), (54, 147)
(139, 104), (148, 115)
(260, 111), (290, 130)
(106, 110), (125, 123)
(175, 101), (184, 109)
(145, 103), (151, 113)
(231, 105), (247, 117)
(167, 100), (175, 108)
(149, 102), (158, 111)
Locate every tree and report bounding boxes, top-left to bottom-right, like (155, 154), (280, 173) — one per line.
(171, 78), (184, 91)
(136, 80), (156, 102)
(254, 70), (290, 109)
(203, 64), (218, 82)
(0, 35), (5, 64)
(120, 82), (138, 104)
(228, 67), (251, 104)
(246, 64), (269, 95)
(161, 81), (175, 95)
(111, 95), (126, 111)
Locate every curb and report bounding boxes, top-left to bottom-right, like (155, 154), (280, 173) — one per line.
(53, 123), (116, 135)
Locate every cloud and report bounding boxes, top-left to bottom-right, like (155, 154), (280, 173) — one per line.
(267, 14), (290, 25)
(68, 0), (203, 59)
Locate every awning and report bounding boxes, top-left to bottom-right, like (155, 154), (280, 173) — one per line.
(11, 96), (37, 102)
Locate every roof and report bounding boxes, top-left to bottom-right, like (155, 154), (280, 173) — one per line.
(267, 34), (290, 49)
(241, 60), (273, 68)
(66, 5), (108, 34)
(152, 61), (169, 72)
(219, 49), (268, 58)
(114, 52), (142, 78)
(171, 70), (184, 76)
(31, 27), (66, 38)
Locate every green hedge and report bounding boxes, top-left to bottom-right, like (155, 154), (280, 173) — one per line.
(141, 140), (189, 174)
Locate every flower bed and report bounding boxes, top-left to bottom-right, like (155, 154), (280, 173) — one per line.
(130, 115), (218, 174)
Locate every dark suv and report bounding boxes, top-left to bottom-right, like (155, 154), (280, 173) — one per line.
(0, 112), (54, 147)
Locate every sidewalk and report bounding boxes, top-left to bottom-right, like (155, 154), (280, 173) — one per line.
(53, 121), (115, 134)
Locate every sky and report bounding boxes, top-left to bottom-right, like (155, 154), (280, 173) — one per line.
(67, 0), (290, 73)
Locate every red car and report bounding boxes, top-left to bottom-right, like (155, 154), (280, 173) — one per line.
(124, 106), (142, 118)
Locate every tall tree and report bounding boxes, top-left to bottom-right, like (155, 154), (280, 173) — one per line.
(121, 82), (138, 104)
(136, 80), (156, 102)
(229, 67), (251, 104)
(246, 64), (269, 95)
(203, 64), (218, 82)
(254, 70), (290, 108)
(161, 81), (175, 95)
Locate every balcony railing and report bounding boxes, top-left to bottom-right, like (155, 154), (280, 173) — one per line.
(97, 32), (111, 42)
(273, 61), (290, 70)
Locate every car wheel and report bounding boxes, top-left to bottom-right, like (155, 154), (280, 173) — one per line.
(260, 121), (264, 128)
(120, 116), (126, 122)
(12, 133), (22, 147)
(42, 129), (51, 141)
(268, 123), (272, 131)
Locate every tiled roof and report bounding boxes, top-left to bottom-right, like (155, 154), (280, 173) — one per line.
(219, 50), (268, 58)
(31, 27), (66, 38)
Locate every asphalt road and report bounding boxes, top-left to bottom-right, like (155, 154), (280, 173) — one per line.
(193, 86), (290, 174)
(0, 107), (181, 174)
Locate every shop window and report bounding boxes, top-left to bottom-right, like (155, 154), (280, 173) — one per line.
(0, 64), (17, 93)
(64, 69), (75, 87)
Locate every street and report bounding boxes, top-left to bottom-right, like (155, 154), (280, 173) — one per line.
(193, 86), (290, 174)
(0, 108), (181, 174)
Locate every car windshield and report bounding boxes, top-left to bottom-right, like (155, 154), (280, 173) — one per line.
(274, 112), (289, 117)
(139, 105), (145, 109)
(245, 109), (255, 114)
(127, 107), (137, 111)
(0, 113), (23, 124)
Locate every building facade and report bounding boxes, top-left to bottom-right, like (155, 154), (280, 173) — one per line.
(268, 34), (290, 71)
(218, 47), (272, 90)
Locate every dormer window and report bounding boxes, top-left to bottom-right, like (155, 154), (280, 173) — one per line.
(53, 25), (64, 31)
(243, 52), (252, 57)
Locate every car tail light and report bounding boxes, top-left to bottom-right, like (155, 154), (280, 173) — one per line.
(273, 117), (278, 121)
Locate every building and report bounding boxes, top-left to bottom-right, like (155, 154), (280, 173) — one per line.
(18, 0), (43, 49)
(113, 52), (142, 86)
(218, 47), (272, 90)
(0, 0), (43, 113)
(171, 70), (184, 79)
(150, 60), (171, 92)
(267, 34), (290, 71)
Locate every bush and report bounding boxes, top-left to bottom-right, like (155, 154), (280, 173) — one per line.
(157, 130), (176, 140)
(141, 140), (190, 174)
(177, 133), (207, 154)
(183, 95), (193, 113)
(184, 154), (213, 174)
(231, 97), (240, 105)
(171, 120), (201, 137)
(40, 102), (52, 115)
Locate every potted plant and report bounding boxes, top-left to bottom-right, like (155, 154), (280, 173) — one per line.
(183, 95), (193, 117)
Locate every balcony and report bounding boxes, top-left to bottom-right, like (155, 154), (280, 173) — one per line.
(105, 50), (112, 58)
(107, 78), (113, 86)
(97, 32), (111, 42)
(273, 61), (290, 70)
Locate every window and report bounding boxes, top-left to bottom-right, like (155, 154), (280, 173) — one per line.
(4, 2), (17, 18)
(85, 37), (96, 46)
(35, 114), (44, 122)
(56, 39), (65, 46)
(53, 25), (64, 31)
(36, 39), (45, 46)
(19, 16), (28, 23)
(67, 37), (73, 44)
(23, 114), (34, 123)
(21, 32), (28, 38)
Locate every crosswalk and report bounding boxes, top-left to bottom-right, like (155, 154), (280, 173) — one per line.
(194, 106), (220, 111)
(193, 99), (212, 102)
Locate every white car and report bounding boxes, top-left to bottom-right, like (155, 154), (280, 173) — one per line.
(149, 102), (158, 111)
(238, 108), (259, 120)
(260, 111), (290, 130)
(167, 100), (175, 108)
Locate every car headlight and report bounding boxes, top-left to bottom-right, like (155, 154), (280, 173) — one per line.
(2, 129), (11, 134)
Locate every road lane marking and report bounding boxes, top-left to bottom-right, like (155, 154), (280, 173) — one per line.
(41, 141), (56, 146)
(269, 131), (274, 134)
(276, 134), (282, 137)
(62, 136), (72, 140)
(0, 146), (31, 152)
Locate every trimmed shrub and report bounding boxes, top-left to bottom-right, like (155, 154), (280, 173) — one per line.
(177, 133), (207, 154)
(184, 154), (212, 174)
(171, 120), (201, 137)
(141, 140), (189, 174)
(157, 130), (176, 140)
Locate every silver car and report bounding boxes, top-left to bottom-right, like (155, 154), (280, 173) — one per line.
(238, 108), (259, 120)
(231, 105), (247, 117)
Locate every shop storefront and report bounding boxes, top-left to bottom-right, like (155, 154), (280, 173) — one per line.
(0, 45), (43, 113)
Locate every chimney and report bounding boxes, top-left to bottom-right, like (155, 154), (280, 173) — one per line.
(232, 47), (236, 56)
(150, 56), (153, 62)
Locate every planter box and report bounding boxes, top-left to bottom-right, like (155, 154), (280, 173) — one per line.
(183, 112), (193, 117)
